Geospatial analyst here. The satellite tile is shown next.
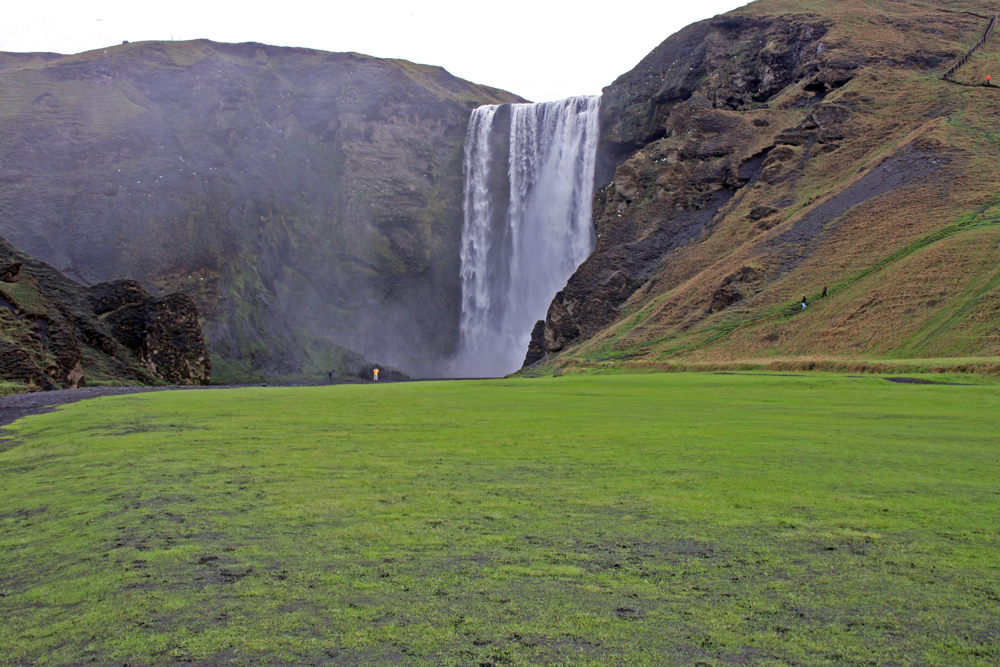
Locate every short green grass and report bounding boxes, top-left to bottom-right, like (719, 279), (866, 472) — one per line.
(1, 374), (998, 666)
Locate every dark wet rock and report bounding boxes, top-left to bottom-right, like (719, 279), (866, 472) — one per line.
(522, 320), (547, 367)
(0, 262), (21, 283)
(708, 267), (760, 314)
(774, 128), (816, 146)
(341, 350), (369, 377)
(540, 173), (738, 354)
(104, 294), (211, 385)
(709, 286), (744, 312)
(0, 233), (210, 391)
(595, 14), (837, 182)
(89, 279), (151, 315)
(720, 266), (759, 287)
(748, 206), (779, 221)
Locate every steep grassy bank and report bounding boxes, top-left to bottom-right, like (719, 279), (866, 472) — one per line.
(534, 0), (1000, 373)
(2, 374), (998, 665)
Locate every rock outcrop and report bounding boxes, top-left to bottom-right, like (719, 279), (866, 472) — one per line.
(100, 284), (211, 385)
(0, 40), (523, 381)
(334, 349), (409, 382)
(0, 236), (210, 391)
(355, 363), (410, 383)
(532, 1), (1000, 366)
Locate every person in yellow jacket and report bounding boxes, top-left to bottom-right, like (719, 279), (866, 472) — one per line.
(373, 367), (379, 381)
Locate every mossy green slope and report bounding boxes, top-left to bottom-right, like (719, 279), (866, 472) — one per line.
(1, 374), (998, 665)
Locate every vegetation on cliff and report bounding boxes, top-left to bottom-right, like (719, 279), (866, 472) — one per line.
(0, 41), (522, 382)
(0, 234), (210, 393)
(532, 0), (1000, 373)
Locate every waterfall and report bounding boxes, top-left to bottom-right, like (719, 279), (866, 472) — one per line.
(451, 95), (600, 377)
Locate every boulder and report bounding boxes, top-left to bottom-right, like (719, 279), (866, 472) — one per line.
(104, 293), (211, 385)
(0, 262), (21, 283)
(341, 350), (369, 377)
(356, 363), (410, 383)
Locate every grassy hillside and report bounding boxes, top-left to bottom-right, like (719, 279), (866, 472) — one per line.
(1, 374), (998, 665)
(536, 0), (1000, 374)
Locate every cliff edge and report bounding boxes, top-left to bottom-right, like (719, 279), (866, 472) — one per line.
(529, 0), (1000, 371)
(0, 40), (524, 381)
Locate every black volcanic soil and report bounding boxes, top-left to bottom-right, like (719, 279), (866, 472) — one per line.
(0, 386), (205, 431)
(0, 374), (479, 436)
(0, 380), (369, 432)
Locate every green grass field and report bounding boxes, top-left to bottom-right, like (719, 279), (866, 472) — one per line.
(1, 373), (998, 666)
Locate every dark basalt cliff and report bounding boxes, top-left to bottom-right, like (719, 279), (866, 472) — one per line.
(594, 13), (840, 184)
(0, 235), (210, 391)
(0, 40), (523, 381)
(530, 0), (1000, 368)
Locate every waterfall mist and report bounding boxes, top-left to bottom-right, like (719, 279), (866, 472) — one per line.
(450, 95), (600, 377)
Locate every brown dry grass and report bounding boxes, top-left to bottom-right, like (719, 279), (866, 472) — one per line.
(556, 354), (1000, 377)
(555, 2), (1000, 372)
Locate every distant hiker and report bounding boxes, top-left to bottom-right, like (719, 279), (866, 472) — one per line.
(822, 285), (828, 298)
(373, 367), (379, 381)
(988, 75), (993, 86)
(801, 296), (808, 310)
(327, 371), (334, 383)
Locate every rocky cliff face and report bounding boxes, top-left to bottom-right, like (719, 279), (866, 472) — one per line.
(0, 236), (210, 392)
(531, 0), (1000, 368)
(0, 40), (523, 380)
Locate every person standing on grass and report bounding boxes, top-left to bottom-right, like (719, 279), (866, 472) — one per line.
(801, 296), (807, 310)
(373, 367), (379, 381)
(822, 285), (828, 298)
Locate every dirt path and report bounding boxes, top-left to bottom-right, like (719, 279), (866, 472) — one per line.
(0, 376), (409, 430)
(0, 386), (212, 429)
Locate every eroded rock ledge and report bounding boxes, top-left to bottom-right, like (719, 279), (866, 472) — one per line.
(0, 237), (211, 391)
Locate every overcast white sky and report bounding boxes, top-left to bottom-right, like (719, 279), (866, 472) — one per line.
(0, 0), (750, 103)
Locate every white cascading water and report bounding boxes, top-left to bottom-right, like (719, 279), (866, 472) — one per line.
(451, 95), (601, 377)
